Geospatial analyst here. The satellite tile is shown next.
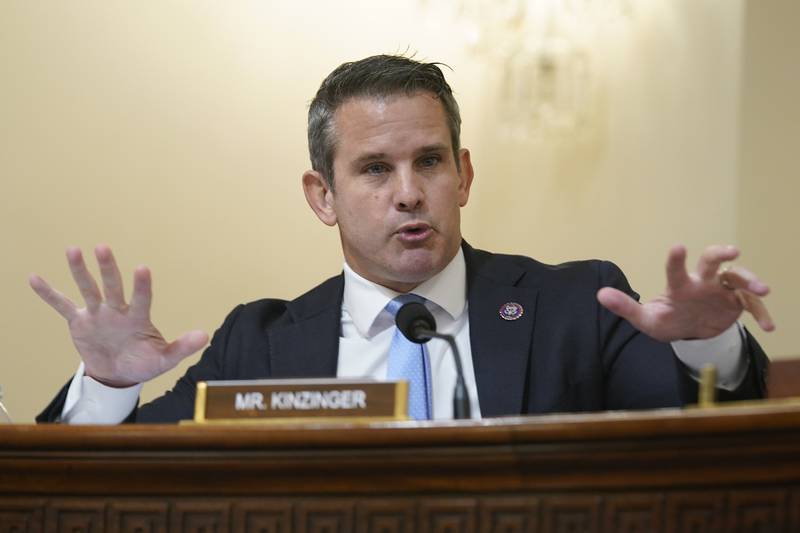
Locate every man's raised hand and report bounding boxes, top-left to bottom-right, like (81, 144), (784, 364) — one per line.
(29, 245), (209, 387)
(596, 244), (775, 342)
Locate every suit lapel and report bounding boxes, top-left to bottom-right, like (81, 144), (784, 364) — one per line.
(265, 248), (538, 417)
(268, 275), (344, 378)
(465, 245), (538, 417)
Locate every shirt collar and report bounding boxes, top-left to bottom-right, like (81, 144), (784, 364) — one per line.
(342, 247), (467, 338)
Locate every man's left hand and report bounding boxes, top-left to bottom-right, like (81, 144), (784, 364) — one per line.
(597, 244), (775, 342)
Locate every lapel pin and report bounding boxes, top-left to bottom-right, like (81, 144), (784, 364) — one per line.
(499, 302), (524, 321)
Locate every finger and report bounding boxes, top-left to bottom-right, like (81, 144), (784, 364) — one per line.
(719, 266), (770, 297)
(163, 330), (209, 363)
(665, 244), (691, 289)
(66, 247), (102, 311)
(129, 266), (152, 321)
(736, 291), (776, 332)
(29, 274), (78, 320)
(597, 287), (649, 330)
(697, 244), (739, 281)
(95, 245), (126, 309)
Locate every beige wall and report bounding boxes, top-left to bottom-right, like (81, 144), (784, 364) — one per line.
(468, 0), (744, 284)
(1, 1), (795, 423)
(737, 0), (800, 357)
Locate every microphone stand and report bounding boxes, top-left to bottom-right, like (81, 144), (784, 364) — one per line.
(0, 385), (11, 424)
(415, 327), (471, 420)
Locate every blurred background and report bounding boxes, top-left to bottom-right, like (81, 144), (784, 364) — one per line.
(1, 0), (797, 423)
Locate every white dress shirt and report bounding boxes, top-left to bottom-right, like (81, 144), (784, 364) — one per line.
(60, 249), (747, 423)
(337, 248), (479, 419)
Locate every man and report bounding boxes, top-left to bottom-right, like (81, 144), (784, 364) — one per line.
(33, 55), (773, 423)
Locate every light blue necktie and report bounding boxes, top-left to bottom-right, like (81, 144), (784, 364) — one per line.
(385, 294), (433, 420)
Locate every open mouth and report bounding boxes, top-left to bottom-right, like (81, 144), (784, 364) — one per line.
(396, 222), (433, 242)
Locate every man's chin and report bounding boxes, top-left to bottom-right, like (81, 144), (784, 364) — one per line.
(385, 255), (447, 289)
(348, 245), (457, 291)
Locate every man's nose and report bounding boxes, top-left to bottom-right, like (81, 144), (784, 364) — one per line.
(393, 168), (425, 211)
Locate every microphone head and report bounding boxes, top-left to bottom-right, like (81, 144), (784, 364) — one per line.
(395, 301), (437, 344)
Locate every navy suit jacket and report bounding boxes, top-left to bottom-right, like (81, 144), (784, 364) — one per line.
(38, 243), (768, 423)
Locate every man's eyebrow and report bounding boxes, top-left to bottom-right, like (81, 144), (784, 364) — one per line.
(349, 144), (450, 169)
(416, 143), (449, 154)
(351, 153), (388, 167)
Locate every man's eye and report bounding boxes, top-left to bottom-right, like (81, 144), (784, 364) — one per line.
(365, 163), (388, 175)
(419, 155), (441, 168)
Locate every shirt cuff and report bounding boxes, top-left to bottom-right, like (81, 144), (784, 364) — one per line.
(671, 322), (748, 391)
(61, 362), (142, 424)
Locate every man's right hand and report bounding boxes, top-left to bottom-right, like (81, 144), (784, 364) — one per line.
(29, 245), (209, 387)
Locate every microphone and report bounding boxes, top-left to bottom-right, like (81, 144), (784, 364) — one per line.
(395, 302), (471, 419)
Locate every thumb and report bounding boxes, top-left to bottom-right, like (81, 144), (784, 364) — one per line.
(164, 330), (209, 364)
(597, 287), (645, 326)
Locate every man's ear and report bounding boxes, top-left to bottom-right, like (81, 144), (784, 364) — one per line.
(302, 170), (337, 226)
(457, 148), (475, 207)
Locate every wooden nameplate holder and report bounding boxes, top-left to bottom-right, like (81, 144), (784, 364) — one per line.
(189, 378), (409, 424)
(694, 357), (800, 409)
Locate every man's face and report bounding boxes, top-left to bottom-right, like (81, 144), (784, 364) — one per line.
(303, 92), (474, 293)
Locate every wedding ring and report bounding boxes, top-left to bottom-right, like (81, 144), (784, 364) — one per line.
(719, 267), (735, 290)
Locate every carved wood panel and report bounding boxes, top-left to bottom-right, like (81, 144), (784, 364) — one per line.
(232, 500), (292, 533)
(46, 500), (105, 533)
(295, 500), (354, 533)
(664, 491), (725, 533)
(107, 501), (168, 533)
(0, 500), (44, 533)
(727, 490), (786, 533)
(2, 490), (800, 532)
(419, 499), (477, 533)
(355, 499), (415, 533)
(603, 494), (663, 533)
(478, 497), (538, 533)
(541, 495), (601, 533)
(171, 501), (231, 533)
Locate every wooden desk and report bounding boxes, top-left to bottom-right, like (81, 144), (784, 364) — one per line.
(2, 404), (800, 532)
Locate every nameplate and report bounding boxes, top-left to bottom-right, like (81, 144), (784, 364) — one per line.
(768, 358), (800, 399)
(192, 378), (408, 424)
